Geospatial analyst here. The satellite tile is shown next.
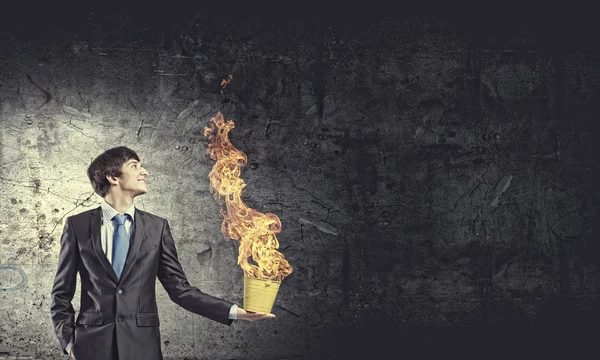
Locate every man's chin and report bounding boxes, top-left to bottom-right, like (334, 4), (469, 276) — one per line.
(134, 189), (148, 197)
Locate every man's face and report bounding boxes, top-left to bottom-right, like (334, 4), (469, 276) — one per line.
(115, 158), (148, 196)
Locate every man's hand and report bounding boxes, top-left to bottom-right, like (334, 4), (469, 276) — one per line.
(69, 348), (75, 359)
(236, 307), (276, 321)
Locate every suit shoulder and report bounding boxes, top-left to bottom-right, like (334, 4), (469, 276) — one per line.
(137, 209), (167, 223)
(68, 207), (99, 222)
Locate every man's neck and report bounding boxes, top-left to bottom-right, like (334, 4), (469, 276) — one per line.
(104, 194), (134, 213)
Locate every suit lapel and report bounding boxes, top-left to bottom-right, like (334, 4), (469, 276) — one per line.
(118, 207), (146, 284)
(90, 207), (119, 284)
(89, 206), (147, 285)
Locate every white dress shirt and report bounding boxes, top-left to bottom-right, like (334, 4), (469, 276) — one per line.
(66, 199), (238, 354)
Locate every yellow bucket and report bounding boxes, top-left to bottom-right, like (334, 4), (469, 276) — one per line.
(243, 275), (281, 313)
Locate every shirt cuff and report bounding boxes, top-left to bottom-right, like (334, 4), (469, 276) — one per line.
(228, 304), (238, 320)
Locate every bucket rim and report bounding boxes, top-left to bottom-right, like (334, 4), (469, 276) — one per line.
(243, 275), (282, 284)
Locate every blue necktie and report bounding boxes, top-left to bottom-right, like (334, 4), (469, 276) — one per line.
(112, 214), (130, 279)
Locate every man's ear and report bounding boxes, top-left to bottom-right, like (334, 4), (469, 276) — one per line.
(107, 175), (118, 185)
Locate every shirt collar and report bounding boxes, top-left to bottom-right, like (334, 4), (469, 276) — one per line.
(100, 199), (136, 224)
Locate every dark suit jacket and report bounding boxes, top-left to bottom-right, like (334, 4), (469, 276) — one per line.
(50, 206), (234, 360)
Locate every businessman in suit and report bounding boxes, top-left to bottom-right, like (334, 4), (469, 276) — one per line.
(50, 146), (274, 359)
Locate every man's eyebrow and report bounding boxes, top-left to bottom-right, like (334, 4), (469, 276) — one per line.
(127, 159), (140, 165)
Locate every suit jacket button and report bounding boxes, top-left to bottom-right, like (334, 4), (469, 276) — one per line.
(117, 289), (123, 295)
(117, 316), (123, 322)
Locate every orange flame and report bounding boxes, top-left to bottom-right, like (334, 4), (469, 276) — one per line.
(220, 75), (233, 96)
(204, 112), (293, 282)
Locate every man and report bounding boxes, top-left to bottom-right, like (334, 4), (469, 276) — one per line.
(50, 146), (274, 360)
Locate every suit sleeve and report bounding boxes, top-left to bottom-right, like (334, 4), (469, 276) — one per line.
(157, 219), (234, 326)
(50, 216), (79, 354)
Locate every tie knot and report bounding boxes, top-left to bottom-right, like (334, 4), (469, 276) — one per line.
(113, 213), (129, 226)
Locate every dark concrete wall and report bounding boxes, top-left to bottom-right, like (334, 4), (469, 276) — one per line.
(1, 9), (599, 359)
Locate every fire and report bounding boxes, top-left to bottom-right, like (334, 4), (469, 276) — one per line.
(204, 112), (293, 282)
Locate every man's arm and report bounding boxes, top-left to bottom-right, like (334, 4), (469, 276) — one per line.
(50, 217), (79, 355)
(157, 219), (235, 325)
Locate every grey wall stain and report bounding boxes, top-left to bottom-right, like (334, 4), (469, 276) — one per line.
(0, 265), (28, 292)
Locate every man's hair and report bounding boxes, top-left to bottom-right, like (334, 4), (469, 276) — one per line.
(87, 146), (140, 198)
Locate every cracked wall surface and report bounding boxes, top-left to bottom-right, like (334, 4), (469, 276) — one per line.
(1, 10), (599, 359)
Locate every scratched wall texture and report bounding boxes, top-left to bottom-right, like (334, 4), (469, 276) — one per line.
(0, 9), (599, 360)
